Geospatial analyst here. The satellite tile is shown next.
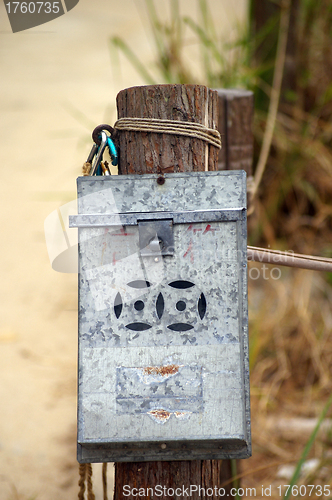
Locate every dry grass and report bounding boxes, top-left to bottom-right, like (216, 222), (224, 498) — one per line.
(244, 263), (332, 494)
(249, 266), (332, 403)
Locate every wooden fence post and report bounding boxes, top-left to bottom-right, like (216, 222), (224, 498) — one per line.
(112, 84), (249, 500)
(216, 89), (254, 175)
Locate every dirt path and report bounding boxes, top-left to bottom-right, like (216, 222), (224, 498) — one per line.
(0, 1), (246, 498)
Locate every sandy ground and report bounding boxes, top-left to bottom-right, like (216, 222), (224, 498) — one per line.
(0, 1), (246, 498)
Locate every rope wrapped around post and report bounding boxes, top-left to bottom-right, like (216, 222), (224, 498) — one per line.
(113, 117), (222, 149)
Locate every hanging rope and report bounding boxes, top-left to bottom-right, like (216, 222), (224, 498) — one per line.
(78, 463), (95, 500)
(86, 464), (95, 500)
(113, 117), (222, 149)
(78, 464), (86, 500)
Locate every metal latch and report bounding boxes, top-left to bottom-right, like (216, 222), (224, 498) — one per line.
(138, 219), (174, 257)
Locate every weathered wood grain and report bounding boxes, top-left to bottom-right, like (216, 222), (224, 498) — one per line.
(116, 84), (219, 174)
(217, 89), (254, 175)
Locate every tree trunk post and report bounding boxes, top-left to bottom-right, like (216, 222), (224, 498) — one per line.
(112, 84), (240, 499)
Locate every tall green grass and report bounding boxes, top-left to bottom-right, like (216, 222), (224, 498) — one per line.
(283, 393), (332, 499)
(110, 0), (257, 88)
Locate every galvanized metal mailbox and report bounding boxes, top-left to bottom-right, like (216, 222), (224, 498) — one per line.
(70, 170), (251, 463)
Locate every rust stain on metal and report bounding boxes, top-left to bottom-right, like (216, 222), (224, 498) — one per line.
(148, 409), (171, 422)
(142, 364), (179, 376)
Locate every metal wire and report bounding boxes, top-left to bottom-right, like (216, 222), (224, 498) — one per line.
(247, 246), (332, 272)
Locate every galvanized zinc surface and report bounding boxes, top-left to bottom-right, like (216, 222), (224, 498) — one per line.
(76, 171), (246, 214)
(75, 171), (250, 462)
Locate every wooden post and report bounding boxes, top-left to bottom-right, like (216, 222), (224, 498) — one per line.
(115, 84), (219, 175)
(216, 89), (254, 175)
(113, 84), (238, 499)
(217, 88), (254, 218)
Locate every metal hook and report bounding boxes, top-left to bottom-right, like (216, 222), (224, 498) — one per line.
(86, 143), (98, 164)
(90, 131), (108, 176)
(92, 124), (114, 145)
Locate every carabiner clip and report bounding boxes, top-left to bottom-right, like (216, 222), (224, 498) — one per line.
(107, 136), (118, 166)
(90, 131), (108, 176)
(89, 125), (118, 175)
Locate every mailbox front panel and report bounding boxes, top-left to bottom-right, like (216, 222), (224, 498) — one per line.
(74, 171), (250, 462)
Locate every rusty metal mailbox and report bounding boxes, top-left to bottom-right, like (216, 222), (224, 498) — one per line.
(70, 170), (251, 463)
